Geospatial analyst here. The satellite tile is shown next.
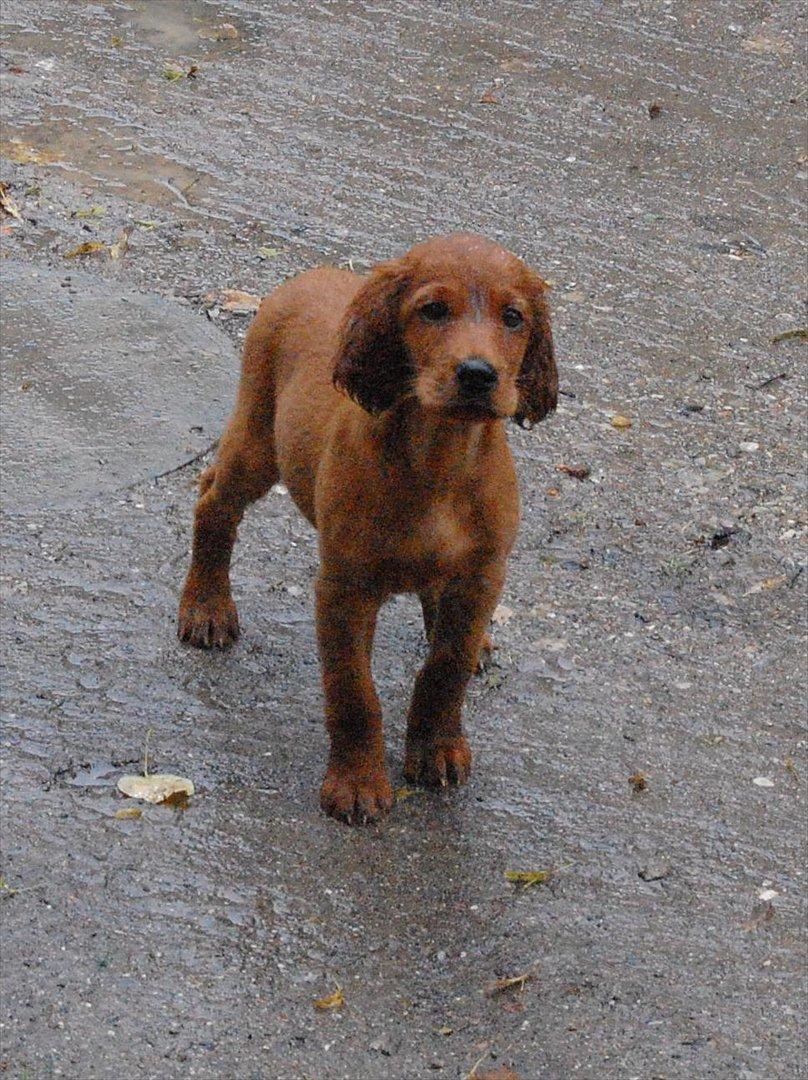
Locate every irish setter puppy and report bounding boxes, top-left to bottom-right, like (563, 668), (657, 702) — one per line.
(178, 233), (557, 824)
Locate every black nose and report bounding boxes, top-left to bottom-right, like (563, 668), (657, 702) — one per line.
(456, 358), (498, 394)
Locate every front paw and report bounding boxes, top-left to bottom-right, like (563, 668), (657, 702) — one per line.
(404, 733), (472, 788)
(475, 632), (494, 674)
(320, 762), (393, 825)
(178, 585), (239, 649)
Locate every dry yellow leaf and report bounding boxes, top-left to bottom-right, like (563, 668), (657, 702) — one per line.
(117, 773), (194, 804)
(313, 987), (344, 1010)
(487, 970), (534, 995)
(504, 869), (553, 888)
(74, 205), (105, 219)
(0, 139), (62, 165)
(492, 604), (514, 626)
(109, 225), (133, 260)
(203, 289), (262, 313)
(65, 241), (106, 259)
(0, 182), (23, 222)
(611, 415), (633, 430)
(114, 806), (142, 820)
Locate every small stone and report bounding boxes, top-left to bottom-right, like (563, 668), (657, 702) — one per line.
(639, 863), (670, 882)
(752, 776), (775, 787)
(370, 1035), (392, 1056)
(739, 441), (759, 453)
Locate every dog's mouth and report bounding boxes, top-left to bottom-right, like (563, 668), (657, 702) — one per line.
(445, 395), (500, 421)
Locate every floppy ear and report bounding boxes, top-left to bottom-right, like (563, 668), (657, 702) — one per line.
(333, 260), (411, 414)
(514, 273), (558, 428)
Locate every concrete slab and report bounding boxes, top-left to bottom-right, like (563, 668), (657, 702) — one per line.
(1, 261), (236, 512)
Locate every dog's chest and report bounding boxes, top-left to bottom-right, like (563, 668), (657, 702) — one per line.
(404, 497), (474, 573)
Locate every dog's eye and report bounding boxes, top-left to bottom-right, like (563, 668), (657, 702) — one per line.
(502, 307), (524, 329)
(420, 300), (450, 323)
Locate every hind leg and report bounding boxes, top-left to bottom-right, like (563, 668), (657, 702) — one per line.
(178, 417), (278, 648)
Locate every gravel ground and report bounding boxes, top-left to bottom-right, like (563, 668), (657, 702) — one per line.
(1, 2), (806, 1078)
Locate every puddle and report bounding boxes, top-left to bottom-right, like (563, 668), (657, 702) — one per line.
(125, 0), (244, 53)
(1, 110), (223, 218)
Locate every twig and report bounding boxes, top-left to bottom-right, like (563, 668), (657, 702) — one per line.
(143, 727), (154, 777)
(746, 371), (789, 390)
(148, 439), (219, 482)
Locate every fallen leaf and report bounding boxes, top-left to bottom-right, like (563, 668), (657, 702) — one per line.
(492, 604), (514, 626)
(476, 1068), (521, 1080)
(785, 756), (798, 778)
(74, 205), (105, 219)
(758, 887), (778, 902)
(313, 987), (344, 1011)
(198, 23), (239, 41)
(8, 65), (26, 74)
(134, 219), (160, 229)
(610, 414), (633, 429)
(700, 733), (725, 748)
(203, 288), (261, 313)
(437, 1026), (453, 1036)
(556, 463), (591, 481)
(64, 241), (106, 259)
(628, 771), (647, 793)
(114, 806), (142, 820)
(480, 88), (500, 104)
(746, 575), (786, 596)
(487, 970), (534, 996)
(752, 776), (775, 788)
(117, 773), (195, 803)
(648, 102), (662, 118)
(395, 786), (416, 802)
(164, 63), (198, 81)
(742, 33), (793, 56)
(257, 246), (283, 260)
(772, 328), (808, 343)
(0, 876), (18, 898)
(504, 869), (553, 888)
(109, 225), (133, 260)
(742, 901), (775, 932)
(110, 35), (123, 47)
(0, 182), (23, 221)
(0, 139), (61, 165)
(546, 486), (561, 498)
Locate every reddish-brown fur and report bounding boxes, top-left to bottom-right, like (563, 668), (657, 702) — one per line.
(178, 233), (558, 824)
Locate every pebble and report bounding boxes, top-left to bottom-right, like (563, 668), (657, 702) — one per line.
(639, 863), (671, 882)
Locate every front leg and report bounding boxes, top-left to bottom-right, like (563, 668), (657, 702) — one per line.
(406, 568), (504, 788)
(316, 575), (392, 824)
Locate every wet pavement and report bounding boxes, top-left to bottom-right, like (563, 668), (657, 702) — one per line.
(1, 2), (806, 1078)
(2, 260), (234, 511)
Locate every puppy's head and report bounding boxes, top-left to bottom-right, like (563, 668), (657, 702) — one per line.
(333, 233), (557, 426)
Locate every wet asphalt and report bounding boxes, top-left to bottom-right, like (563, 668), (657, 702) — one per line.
(0, 2), (806, 1078)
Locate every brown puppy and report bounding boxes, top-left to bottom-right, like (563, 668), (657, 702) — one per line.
(178, 233), (558, 824)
